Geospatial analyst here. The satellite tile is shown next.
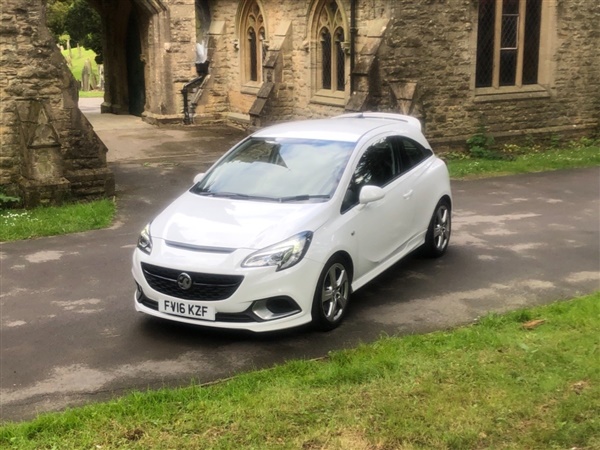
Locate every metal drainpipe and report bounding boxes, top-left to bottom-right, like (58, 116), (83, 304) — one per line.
(350, 0), (357, 93)
(182, 88), (191, 125)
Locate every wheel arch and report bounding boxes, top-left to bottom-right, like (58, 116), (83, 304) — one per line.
(330, 250), (354, 289)
(440, 194), (452, 210)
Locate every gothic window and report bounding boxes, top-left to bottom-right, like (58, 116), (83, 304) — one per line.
(476, 0), (542, 88)
(241, 1), (266, 84)
(313, 0), (347, 100)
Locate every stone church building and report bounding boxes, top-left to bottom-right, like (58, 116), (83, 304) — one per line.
(1, 0), (598, 206)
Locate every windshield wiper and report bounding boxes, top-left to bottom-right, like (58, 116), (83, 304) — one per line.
(198, 191), (277, 201)
(277, 194), (331, 202)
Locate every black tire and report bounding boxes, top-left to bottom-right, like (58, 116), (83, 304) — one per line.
(311, 256), (351, 331)
(423, 199), (451, 258)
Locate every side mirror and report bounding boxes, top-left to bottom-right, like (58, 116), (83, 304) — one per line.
(359, 185), (385, 205)
(193, 173), (205, 184)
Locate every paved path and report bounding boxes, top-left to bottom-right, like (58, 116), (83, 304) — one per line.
(1, 101), (598, 421)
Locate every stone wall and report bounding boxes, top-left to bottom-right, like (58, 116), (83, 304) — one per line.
(374, 0), (600, 150)
(191, 0), (598, 148)
(89, 0), (599, 149)
(1, 0), (114, 207)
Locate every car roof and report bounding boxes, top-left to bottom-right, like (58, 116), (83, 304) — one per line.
(252, 113), (424, 143)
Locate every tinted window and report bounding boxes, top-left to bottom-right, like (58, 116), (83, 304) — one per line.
(353, 140), (397, 188)
(394, 137), (433, 173)
(341, 138), (398, 212)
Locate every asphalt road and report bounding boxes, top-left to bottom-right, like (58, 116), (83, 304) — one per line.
(1, 101), (599, 422)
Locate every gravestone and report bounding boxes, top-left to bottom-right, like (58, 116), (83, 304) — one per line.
(82, 59), (92, 91)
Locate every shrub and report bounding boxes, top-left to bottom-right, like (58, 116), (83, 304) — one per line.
(466, 125), (502, 159)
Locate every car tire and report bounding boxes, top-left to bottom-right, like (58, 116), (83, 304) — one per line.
(423, 198), (451, 258)
(311, 256), (351, 331)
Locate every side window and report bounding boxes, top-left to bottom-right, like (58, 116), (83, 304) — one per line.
(395, 138), (433, 173)
(354, 140), (397, 188)
(341, 138), (397, 213)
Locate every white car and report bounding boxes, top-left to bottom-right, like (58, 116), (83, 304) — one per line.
(132, 113), (452, 332)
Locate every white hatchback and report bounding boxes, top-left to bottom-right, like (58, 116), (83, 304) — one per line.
(132, 113), (452, 332)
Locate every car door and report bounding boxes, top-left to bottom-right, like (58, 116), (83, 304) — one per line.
(341, 136), (417, 281)
(393, 137), (436, 239)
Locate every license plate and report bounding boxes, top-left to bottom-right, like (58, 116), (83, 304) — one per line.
(159, 299), (216, 321)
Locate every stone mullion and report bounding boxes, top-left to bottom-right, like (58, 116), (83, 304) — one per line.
(492, 0), (503, 89)
(515, 0), (527, 87)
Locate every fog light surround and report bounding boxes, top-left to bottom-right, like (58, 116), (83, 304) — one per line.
(135, 283), (144, 301)
(251, 297), (301, 321)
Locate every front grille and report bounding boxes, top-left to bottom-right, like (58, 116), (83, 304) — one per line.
(141, 263), (244, 301)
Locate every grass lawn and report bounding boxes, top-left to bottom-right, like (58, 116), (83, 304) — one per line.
(61, 47), (99, 83)
(1, 292), (598, 449)
(78, 90), (104, 98)
(447, 139), (600, 179)
(0, 199), (115, 242)
(60, 46), (104, 98)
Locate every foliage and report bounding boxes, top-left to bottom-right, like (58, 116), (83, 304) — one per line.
(46, 0), (71, 39)
(46, 0), (103, 63)
(0, 189), (21, 210)
(1, 293), (598, 449)
(64, 0), (102, 61)
(0, 198), (115, 242)
(465, 124), (503, 159)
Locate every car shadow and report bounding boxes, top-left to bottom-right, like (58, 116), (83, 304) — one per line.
(136, 247), (466, 347)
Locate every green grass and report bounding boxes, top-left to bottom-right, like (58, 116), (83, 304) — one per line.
(1, 292), (598, 449)
(61, 47), (100, 83)
(0, 198), (116, 242)
(61, 46), (103, 97)
(447, 140), (600, 179)
(78, 90), (104, 98)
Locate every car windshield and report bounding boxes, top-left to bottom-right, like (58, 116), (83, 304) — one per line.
(191, 137), (355, 202)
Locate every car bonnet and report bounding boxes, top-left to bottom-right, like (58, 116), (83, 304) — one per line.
(149, 191), (332, 251)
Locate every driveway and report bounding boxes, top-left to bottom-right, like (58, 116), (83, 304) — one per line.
(1, 100), (599, 421)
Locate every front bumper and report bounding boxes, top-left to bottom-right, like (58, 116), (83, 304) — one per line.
(131, 244), (321, 332)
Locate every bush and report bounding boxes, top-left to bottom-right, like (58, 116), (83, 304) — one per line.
(466, 125), (502, 159)
(0, 189), (21, 210)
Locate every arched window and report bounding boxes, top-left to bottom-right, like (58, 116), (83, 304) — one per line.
(240, 1), (266, 84)
(312, 0), (348, 103)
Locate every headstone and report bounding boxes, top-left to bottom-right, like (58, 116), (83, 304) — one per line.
(97, 64), (104, 91)
(81, 59), (92, 91)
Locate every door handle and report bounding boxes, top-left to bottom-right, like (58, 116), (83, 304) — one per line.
(403, 190), (414, 199)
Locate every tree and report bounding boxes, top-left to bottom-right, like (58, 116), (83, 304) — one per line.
(46, 0), (103, 63)
(46, 0), (73, 39)
(64, 0), (102, 62)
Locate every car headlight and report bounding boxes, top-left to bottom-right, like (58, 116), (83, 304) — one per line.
(242, 231), (313, 271)
(137, 223), (153, 255)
